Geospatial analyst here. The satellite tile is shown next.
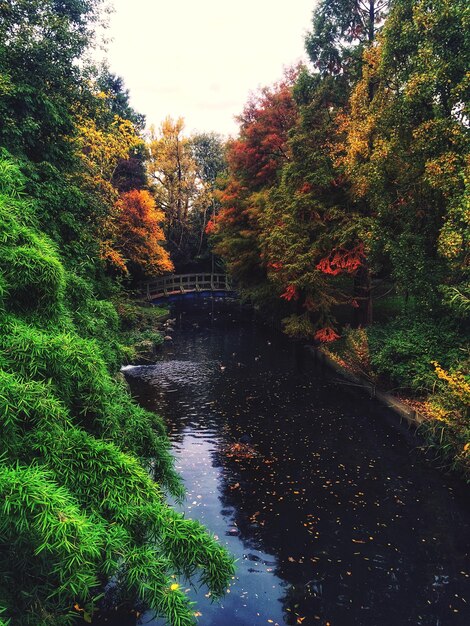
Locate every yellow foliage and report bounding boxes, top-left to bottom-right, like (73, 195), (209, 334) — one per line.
(77, 115), (142, 183)
(432, 362), (470, 406)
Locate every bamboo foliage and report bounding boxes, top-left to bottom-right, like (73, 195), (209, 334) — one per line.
(0, 154), (235, 625)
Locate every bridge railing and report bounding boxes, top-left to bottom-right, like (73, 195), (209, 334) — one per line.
(144, 273), (232, 300)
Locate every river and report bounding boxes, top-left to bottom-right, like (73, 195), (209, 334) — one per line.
(122, 296), (470, 626)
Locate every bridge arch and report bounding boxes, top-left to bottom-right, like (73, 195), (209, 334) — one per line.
(144, 273), (233, 300)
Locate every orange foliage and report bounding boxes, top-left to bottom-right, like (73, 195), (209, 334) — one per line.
(228, 71), (299, 189)
(103, 189), (173, 277)
(205, 217), (217, 235)
(314, 327), (340, 343)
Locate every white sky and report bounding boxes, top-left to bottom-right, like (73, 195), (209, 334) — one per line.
(103, 0), (316, 137)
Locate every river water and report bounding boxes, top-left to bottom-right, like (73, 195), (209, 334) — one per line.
(122, 296), (470, 626)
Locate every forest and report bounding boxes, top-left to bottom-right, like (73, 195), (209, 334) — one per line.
(0, 0), (468, 625)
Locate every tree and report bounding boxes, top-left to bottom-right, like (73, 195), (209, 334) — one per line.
(0, 0), (104, 164)
(94, 66), (148, 193)
(340, 0), (469, 306)
(210, 72), (299, 298)
(299, 0), (393, 329)
(228, 70), (299, 190)
(102, 189), (174, 278)
(305, 0), (390, 76)
(189, 132), (226, 260)
(95, 65), (146, 131)
(147, 117), (200, 266)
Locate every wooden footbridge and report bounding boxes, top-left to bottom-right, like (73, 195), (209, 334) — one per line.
(144, 273), (233, 300)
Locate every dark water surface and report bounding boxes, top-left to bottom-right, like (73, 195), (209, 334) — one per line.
(123, 297), (470, 626)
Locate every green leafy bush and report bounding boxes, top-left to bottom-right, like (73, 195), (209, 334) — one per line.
(367, 316), (463, 393)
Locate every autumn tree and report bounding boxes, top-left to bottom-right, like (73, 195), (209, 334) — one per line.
(298, 0), (392, 330)
(147, 117), (200, 266)
(102, 189), (173, 278)
(341, 0), (470, 308)
(209, 72), (299, 297)
(95, 66), (148, 192)
(248, 62), (371, 339)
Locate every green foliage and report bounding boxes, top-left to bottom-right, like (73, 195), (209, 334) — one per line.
(367, 316), (463, 393)
(0, 153), (235, 625)
(440, 283), (470, 318)
(0, 0), (103, 164)
(0, 463), (105, 625)
(23, 160), (106, 269)
(117, 300), (169, 331)
(1, 0), (235, 619)
(305, 0), (389, 75)
(66, 274), (127, 370)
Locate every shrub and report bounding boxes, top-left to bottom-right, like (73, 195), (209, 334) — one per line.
(367, 316), (462, 393)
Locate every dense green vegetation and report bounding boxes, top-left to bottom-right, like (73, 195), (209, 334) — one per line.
(0, 2), (233, 625)
(209, 0), (469, 476)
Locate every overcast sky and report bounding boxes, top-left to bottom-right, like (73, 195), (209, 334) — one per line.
(103, 0), (316, 137)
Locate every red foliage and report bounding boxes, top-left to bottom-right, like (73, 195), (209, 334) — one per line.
(330, 175), (346, 188)
(316, 244), (365, 276)
(227, 72), (299, 189)
(280, 284), (299, 301)
(314, 327), (340, 343)
(267, 261), (283, 271)
(205, 217), (217, 235)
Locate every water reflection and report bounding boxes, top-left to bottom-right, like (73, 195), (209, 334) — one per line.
(121, 297), (470, 626)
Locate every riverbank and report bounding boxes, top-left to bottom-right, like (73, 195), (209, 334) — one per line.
(237, 293), (470, 483)
(116, 299), (170, 362)
(316, 323), (469, 482)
